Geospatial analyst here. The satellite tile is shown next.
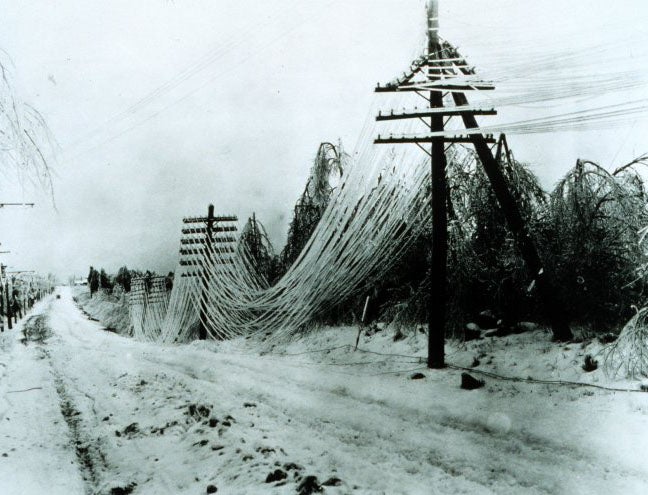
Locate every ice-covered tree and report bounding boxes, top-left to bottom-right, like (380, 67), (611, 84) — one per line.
(0, 54), (55, 199)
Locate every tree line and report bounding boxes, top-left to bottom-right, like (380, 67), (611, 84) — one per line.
(86, 266), (173, 297)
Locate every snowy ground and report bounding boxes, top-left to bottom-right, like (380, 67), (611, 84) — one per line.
(1, 288), (648, 494)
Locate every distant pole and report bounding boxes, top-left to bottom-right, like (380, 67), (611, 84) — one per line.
(6, 280), (12, 330)
(199, 204), (215, 340)
(427, 0), (447, 368)
(252, 212), (258, 260)
(0, 282), (3, 332)
(0, 203), (34, 327)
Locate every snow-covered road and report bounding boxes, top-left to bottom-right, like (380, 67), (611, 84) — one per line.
(1, 288), (648, 494)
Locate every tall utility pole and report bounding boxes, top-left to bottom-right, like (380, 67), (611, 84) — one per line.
(427, 1), (447, 369)
(375, 0), (572, 368)
(180, 206), (238, 340)
(182, 204), (215, 340)
(200, 204), (215, 340)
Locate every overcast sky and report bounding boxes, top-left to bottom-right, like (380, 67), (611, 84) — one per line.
(0, 0), (647, 280)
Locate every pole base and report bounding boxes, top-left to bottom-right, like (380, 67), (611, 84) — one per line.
(427, 357), (446, 369)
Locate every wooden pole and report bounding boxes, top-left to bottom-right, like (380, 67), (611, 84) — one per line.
(374, 1), (571, 362)
(199, 204), (215, 340)
(0, 282), (4, 332)
(452, 92), (573, 341)
(6, 281), (12, 330)
(427, 0), (447, 368)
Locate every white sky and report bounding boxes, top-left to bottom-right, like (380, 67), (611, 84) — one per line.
(0, 0), (647, 279)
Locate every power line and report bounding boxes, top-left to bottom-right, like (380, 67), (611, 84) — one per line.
(63, 0), (333, 160)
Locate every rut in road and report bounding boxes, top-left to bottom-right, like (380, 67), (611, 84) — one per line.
(20, 311), (115, 495)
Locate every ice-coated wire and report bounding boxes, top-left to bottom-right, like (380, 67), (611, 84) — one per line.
(127, 29), (648, 343)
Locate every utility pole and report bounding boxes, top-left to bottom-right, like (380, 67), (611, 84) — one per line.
(180, 206), (237, 340)
(427, 0), (447, 368)
(374, 0), (572, 368)
(0, 262), (8, 331)
(442, 42), (572, 341)
(200, 204), (215, 340)
(5, 279), (12, 330)
(0, 264), (3, 332)
(6, 271), (36, 323)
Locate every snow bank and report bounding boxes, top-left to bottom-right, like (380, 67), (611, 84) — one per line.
(72, 287), (130, 335)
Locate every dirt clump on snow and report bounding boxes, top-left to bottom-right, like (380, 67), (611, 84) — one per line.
(297, 475), (323, 494)
(461, 372), (485, 390)
(109, 483), (137, 495)
(20, 314), (51, 345)
(265, 468), (288, 483)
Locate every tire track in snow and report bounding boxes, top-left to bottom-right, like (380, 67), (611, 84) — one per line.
(21, 310), (111, 495)
(47, 294), (266, 493)
(0, 300), (88, 495)
(52, 373), (108, 493)
(142, 351), (648, 494)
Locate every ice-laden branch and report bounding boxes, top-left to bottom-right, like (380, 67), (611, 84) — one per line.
(604, 307), (648, 379)
(0, 56), (56, 202)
